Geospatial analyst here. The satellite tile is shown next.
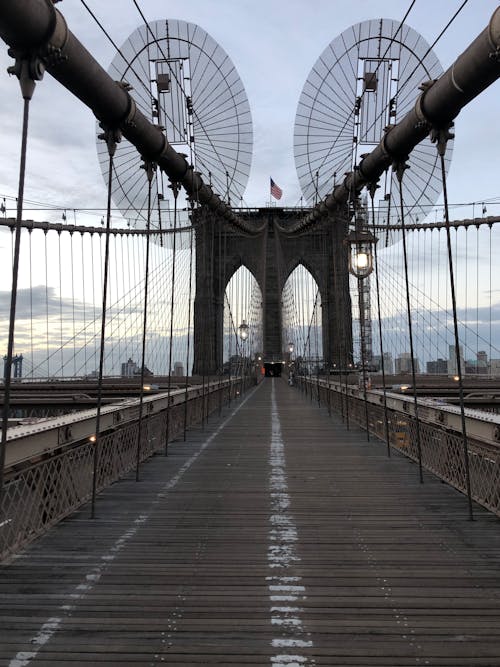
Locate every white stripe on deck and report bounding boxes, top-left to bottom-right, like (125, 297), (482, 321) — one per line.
(268, 380), (314, 666)
(8, 385), (260, 667)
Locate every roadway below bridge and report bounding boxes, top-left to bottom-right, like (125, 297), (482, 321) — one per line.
(4, 374), (500, 420)
(1, 376), (225, 419)
(1, 378), (500, 665)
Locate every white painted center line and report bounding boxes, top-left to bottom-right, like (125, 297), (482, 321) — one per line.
(268, 380), (314, 666)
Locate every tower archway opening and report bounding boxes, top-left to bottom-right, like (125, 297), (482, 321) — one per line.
(223, 265), (263, 378)
(282, 264), (323, 377)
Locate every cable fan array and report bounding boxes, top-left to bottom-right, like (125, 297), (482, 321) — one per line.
(0, 224), (195, 379)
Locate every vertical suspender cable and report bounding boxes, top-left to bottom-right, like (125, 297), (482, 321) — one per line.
(210, 223), (218, 412)
(200, 224), (208, 429)
(225, 228), (232, 407)
(58, 231), (64, 375)
(97, 235), (104, 356)
(465, 225), (468, 357)
(312, 282), (320, 407)
(435, 129), (474, 520)
(476, 224), (479, 363)
(70, 231), (76, 377)
(29, 230), (34, 378)
(315, 295), (321, 407)
(113, 233), (120, 372)
(183, 222), (195, 440)
(322, 224), (332, 417)
(90, 232), (97, 364)
(297, 268), (304, 393)
(135, 163), (154, 481)
(489, 222), (492, 370)
(342, 211), (351, 429)
(81, 231), (88, 374)
(91, 130), (118, 518)
(369, 186), (391, 456)
(183, 120), (199, 429)
(228, 289), (233, 405)
(44, 231), (50, 377)
(331, 225), (344, 420)
(217, 220), (224, 417)
(0, 70), (35, 502)
(395, 161), (423, 484)
(205, 225), (216, 421)
(306, 273), (312, 400)
(165, 183), (179, 455)
(302, 270), (308, 395)
(357, 267), (370, 441)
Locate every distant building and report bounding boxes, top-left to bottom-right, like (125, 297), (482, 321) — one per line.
(477, 351), (488, 364)
(490, 359), (500, 377)
(465, 359), (487, 374)
(121, 358), (138, 377)
(120, 358), (153, 377)
(173, 362), (184, 377)
(427, 358), (448, 374)
(372, 352), (394, 374)
(395, 352), (419, 374)
(466, 351), (489, 374)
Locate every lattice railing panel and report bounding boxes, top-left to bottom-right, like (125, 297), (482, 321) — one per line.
(1, 442), (95, 557)
(1, 381), (248, 561)
(298, 377), (500, 519)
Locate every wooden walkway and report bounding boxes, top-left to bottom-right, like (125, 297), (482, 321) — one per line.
(1, 379), (500, 666)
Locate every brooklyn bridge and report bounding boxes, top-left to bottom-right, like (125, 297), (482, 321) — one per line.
(1, 1), (500, 664)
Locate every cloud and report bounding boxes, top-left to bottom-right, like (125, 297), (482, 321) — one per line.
(0, 285), (87, 320)
(370, 301), (500, 369)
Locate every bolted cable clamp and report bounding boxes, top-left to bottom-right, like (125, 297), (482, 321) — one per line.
(367, 180), (379, 201)
(489, 45), (500, 62)
(43, 42), (68, 68)
(7, 51), (45, 100)
(140, 159), (157, 183)
(429, 122), (455, 157)
(168, 181), (181, 200)
(392, 158), (410, 184)
(98, 124), (122, 157)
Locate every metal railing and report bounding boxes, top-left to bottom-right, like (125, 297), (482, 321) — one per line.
(296, 376), (500, 518)
(0, 376), (253, 561)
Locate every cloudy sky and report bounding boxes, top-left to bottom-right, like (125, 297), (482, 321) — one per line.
(0, 0), (499, 375)
(0, 0), (499, 218)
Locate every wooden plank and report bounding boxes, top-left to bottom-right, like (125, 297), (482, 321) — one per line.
(1, 379), (500, 665)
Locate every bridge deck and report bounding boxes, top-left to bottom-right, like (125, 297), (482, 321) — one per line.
(1, 379), (500, 666)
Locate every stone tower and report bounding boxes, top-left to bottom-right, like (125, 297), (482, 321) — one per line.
(192, 207), (352, 375)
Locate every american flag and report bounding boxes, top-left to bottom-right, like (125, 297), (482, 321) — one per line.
(270, 178), (283, 200)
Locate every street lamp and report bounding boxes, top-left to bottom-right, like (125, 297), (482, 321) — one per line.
(344, 225), (377, 440)
(238, 320), (249, 384)
(345, 228), (376, 279)
(238, 319), (249, 341)
(287, 343), (295, 386)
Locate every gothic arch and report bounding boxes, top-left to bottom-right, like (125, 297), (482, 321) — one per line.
(282, 263), (323, 360)
(192, 207), (352, 374)
(282, 258), (325, 303)
(224, 260), (261, 296)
